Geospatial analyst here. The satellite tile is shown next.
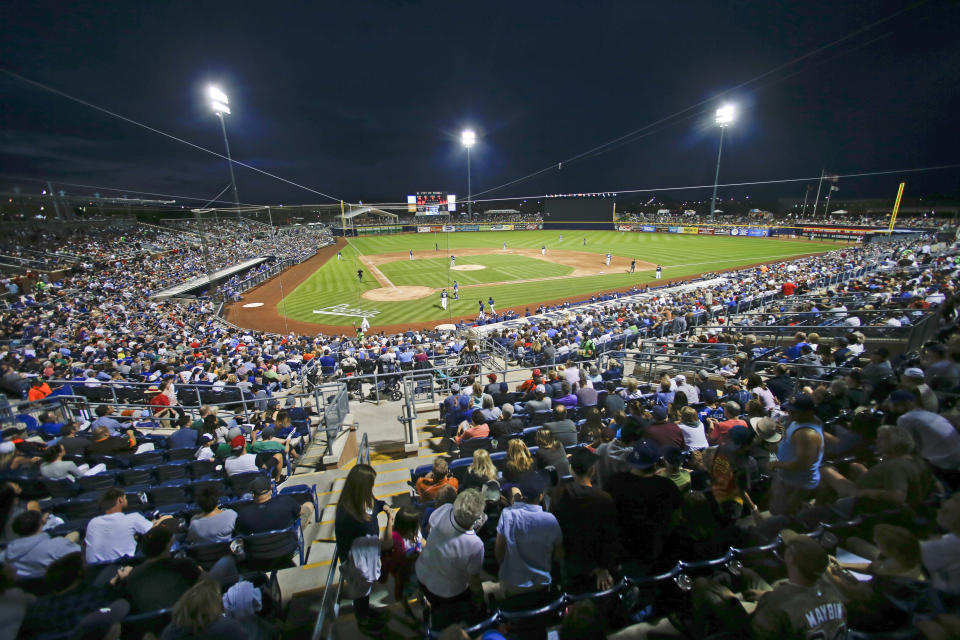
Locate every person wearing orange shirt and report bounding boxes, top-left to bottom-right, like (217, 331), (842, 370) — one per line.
(415, 457), (459, 502)
(27, 379), (52, 402)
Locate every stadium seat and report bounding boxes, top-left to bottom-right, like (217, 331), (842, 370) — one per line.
(228, 471), (268, 496)
(154, 462), (189, 482)
(165, 447), (196, 462)
(77, 472), (116, 494)
(185, 539), (235, 570)
(121, 466), (154, 486)
(241, 519), (303, 570)
(130, 451), (164, 467)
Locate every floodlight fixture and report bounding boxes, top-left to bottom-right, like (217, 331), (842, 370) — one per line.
(715, 104), (736, 126)
(461, 129), (476, 148)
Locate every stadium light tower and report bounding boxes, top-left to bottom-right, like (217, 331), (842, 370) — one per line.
(709, 104), (736, 218)
(208, 85), (240, 208)
(461, 129), (476, 216)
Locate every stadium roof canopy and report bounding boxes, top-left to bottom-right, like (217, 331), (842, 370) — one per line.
(339, 205), (397, 221)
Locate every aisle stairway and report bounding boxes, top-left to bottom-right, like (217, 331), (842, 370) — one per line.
(278, 403), (447, 639)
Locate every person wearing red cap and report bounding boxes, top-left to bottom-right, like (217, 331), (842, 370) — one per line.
(223, 435), (257, 476)
(518, 369), (542, 394)
(483, 373), (500, 395)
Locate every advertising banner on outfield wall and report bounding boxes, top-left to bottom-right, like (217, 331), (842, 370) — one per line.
(461, 225), (479, 232)
(489, 224), (514, 231)
(442, 225), (456, 232)
(417, 226), (431, 233)
(668, 226), (681, 233)
(802, 226), (871, 236)
(617, 224), (635, 232)
(748, 228), (769, 237)
(714, 228), (730, 235)
(525, 223), (543, 230)
(642, 225), (657, 232)
(699, 228), (714, 235)
(681, 227), (699, 234)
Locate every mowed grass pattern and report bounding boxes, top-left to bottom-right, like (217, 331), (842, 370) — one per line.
(379, 254), (572, 288)
(278, 230), (845, 327)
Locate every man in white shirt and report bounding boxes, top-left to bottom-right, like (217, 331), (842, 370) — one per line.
(224, 435), (259, 475)
(416, 489), (488, 627)
(84, 488), (172, 564)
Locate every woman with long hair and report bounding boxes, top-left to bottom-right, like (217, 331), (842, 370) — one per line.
(667, 390), (689, 423)
(534, 426), (572, 478)
(161, 578), (245, 637)
(334, 464), (395, 632)
(747, 373), (777, 411)
(503, 439), (533, 483)
(462, 449), (498, 492)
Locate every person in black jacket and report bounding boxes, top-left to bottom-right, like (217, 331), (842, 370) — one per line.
(491, 404), (523, 441)
(550, 448), (620, 593)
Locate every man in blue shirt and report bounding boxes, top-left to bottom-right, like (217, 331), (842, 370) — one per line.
(494, 471), (562, 600)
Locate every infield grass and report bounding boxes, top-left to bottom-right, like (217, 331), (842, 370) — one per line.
(276, 230), (845, 327)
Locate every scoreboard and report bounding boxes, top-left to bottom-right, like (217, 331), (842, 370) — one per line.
(408, 192), (456, 214)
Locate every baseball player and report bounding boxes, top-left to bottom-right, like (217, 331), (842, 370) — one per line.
(453, 280), (459, 300)
(450, 255), (456, 268)
(541, 245), (546, 256)
(409, 249), (414, 261)
(605, 253), (612, 266)
(357, 269), (363, 282)
(656, 264), (662, 279)
(488, 296), (496, 315)
(337, 250), (342, 261)
(440, 289), (448, 310)
(630, 259), (636, 273)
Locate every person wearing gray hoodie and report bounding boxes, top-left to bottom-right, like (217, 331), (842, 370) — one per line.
(0, 510), (79, 579)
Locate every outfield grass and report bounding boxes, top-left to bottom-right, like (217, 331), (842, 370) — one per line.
(277, 230), (845, 327)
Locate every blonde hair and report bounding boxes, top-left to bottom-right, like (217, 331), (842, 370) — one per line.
(506, 439), (533, 472)
(171, 578), (224, 633)
(340, 464), (377, 522)
(469, 449), (497, 482)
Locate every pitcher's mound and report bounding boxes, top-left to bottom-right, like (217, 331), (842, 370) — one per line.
(451, 264), (485, 271)
(362, 286), (434, 301)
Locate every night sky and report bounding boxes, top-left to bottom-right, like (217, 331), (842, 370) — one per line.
(1, 0), (958, 208)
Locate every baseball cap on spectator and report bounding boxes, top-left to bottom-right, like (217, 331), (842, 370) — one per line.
(144, 386), (161, 394)
(230, 435), (246, 450)
(728, 425), (755, 447)
(625, 440), (661, 470)
(903, 367), (924, 379)
(532, 369), (542, 376)
(753, 417), (782, 443)
(535, 384), (546, 395)
(569, 447), (599, 475)
(260, 426), (275, 440)
(517, 470), (548, 499)
(450, 383), (460, 392)
(889, 390), (917, 405)
(200, 433), (213, 443)
(70, 599), (130, 640)
(674, 374), (686, 383)
(250, 476), (272, 496)
(487, 373), (497, 382)
(783, 395), (816, 413)
(780, 529), (829, 578)
(651, 406), (668, 422)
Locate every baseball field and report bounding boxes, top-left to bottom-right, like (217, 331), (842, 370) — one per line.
(226, 230), (845, 333)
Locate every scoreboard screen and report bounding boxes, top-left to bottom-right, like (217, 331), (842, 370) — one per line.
(409, 191), (456, 214)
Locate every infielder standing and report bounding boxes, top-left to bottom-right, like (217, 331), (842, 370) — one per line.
(409, 249), (414, 260)
(440, 289), (448, 310)
(453, 280), (459, 300)
(605, 253), (611, 266)
(450, 255), (456, 268)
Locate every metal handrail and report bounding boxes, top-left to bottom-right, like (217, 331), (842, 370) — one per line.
(310, 428), (371, 640)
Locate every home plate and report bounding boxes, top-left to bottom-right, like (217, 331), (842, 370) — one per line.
(242, 302), (264, 308)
